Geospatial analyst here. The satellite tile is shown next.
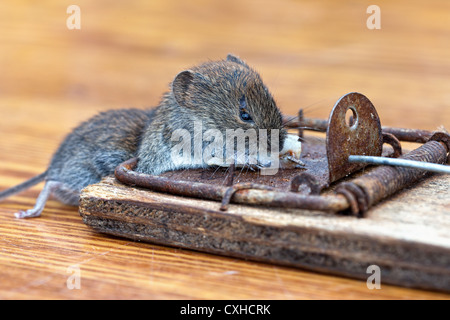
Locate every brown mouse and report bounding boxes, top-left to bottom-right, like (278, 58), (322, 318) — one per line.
(0, 54), (287, 218)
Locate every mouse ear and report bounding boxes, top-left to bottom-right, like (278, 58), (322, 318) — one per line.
(226, 54), (250, 69)
(172, 70), (194, 108)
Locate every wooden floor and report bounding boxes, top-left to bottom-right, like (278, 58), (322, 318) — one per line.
(0, 0), (449, 299)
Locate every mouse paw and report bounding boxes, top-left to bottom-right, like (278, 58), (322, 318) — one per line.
(14, 209), (42, 219)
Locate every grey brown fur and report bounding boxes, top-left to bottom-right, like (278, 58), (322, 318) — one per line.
(0, 54), (286, 218)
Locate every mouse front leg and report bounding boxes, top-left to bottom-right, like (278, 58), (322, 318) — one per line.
(15, 180), (62, 219)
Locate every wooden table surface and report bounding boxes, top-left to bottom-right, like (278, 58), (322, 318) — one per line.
(0, 0), (449, 299)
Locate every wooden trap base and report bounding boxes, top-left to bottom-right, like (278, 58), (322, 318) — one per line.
(79, 175), (450, 292)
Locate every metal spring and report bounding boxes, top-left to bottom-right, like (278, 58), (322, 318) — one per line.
(336, 139), (448, 217)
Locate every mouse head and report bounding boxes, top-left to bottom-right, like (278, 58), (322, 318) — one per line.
(171, 54), (286, 169)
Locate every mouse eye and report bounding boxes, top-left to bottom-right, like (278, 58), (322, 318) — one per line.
(240, 110), (253, 122)
(239, 96), (254, 123)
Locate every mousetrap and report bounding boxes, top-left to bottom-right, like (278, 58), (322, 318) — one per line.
(79, 92), (450, 292)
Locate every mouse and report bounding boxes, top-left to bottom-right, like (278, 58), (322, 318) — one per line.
(0, 54), (290, 218)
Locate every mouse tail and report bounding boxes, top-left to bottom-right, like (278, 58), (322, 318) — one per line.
(0, 170), (48, 202)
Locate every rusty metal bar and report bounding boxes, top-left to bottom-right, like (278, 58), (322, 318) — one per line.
(115, 158), (350, 212)
(381, 127), (434, 144)
(283, 116), (439, 144)
(382, 133), (402, 157)
(283, 116), (328, 132)
(298, 109), (304, 139)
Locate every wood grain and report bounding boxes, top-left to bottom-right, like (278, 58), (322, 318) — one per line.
(79, 173), (450, 292)
(0, 0), (449, 299)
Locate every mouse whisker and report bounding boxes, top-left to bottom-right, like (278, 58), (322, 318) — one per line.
(285, 126), (325, 132)
(282, 116), (301, 127)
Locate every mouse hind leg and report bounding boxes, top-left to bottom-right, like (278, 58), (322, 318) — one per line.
(15, 150), (130, 218)
(15, 180), (68, 219)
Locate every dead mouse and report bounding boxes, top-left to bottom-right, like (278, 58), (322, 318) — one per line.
(0, 54), (300, 218)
